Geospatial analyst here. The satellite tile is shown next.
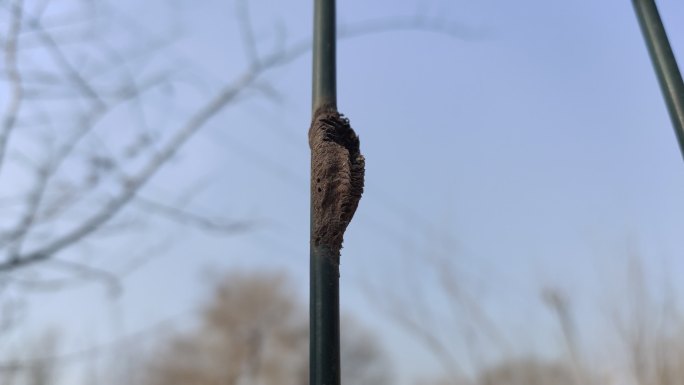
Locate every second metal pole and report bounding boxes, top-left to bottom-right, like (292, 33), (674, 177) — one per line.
(633, 0), (684, 160)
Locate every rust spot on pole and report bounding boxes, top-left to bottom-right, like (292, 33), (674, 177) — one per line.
(309, 105), (365, 264)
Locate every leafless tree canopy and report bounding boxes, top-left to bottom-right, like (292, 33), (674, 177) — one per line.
(0, 0), (469, 290)
(0, 0), (265, 287)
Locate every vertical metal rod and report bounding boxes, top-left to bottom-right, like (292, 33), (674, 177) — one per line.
(311, 0), (340, 384)
(632, 0), (684, 160)
(309, 244), (340, 385)
(312, 0), (337, 111)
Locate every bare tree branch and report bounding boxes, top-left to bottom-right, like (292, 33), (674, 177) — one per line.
(134, 197), (255, 235)
(5, 257), (121, 296)
(29, 18), (105, 107)
(237, 0), (259, 67)
(0, 71), (256, 271)
(0, 0), (24, 175)
(4, 164), (49, 261)
(338, 16), (487, 41)
(0, 86), (157, 259)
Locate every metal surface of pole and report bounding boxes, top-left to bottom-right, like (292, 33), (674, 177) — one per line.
(632, 0), (684, 160)
(312, 0), (337, 111)
(311, 0), (340, 385)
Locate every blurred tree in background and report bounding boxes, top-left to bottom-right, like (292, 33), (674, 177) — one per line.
(136, 271), (392, 385)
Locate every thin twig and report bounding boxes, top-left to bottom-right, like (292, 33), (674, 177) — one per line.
(6, 258), (121, 296)
(29, 18), (105, 107)
(134, 197), (255, 235)
(0, 0), (24, 176)
(237, 0), (259, 67)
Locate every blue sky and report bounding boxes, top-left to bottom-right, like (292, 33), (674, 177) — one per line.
(3, 0), (684, 383)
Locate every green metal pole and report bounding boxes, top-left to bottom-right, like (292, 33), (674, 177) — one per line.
(312, 0), (337, 111)
(632, 0), (684, 160)
(309, 242), (340, 385)
(311, 0), (340, 384)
